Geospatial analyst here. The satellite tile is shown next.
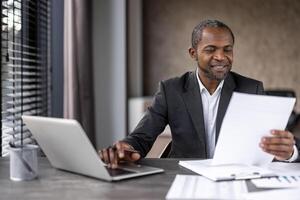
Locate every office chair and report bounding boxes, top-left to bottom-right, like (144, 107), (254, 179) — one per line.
(265, 90), (299, 132)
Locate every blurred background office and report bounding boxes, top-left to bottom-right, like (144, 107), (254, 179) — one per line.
(1, 0), (300, 156)
(94, 0), (300, 152)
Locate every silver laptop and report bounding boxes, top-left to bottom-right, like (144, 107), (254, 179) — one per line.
(22, 116), (164, 181)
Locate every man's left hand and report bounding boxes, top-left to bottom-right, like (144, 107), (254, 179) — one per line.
(260, 130), (295, 161)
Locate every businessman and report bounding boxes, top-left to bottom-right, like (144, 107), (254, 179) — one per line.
(99, 19), (299, 168)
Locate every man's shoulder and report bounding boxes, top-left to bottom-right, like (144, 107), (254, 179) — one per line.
(160, 71), (195, 92)
(161, 71), (193, 88)
(229, 71), (262, 85)
(228, 71), (264, 94)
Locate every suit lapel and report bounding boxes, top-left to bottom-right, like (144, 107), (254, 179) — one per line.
(216, 73), (236, 142)
(181, 72), (207, 151)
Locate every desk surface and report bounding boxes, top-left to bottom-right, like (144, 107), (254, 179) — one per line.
(0, 158), (260, 200)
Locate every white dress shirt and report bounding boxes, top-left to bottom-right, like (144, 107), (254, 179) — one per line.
(195, 69), (298, 161)
(287, 145), (298, 162)
(196, 68), (224, 158)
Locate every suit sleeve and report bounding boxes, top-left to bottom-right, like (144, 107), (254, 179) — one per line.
(123, 81), (168, 157)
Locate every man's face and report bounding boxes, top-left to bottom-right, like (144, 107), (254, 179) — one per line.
(189, 27), (233, 81)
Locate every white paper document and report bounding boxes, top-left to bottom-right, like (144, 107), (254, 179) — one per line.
(179, 160), (276, 181)
(251, 175), (300, 188)
(212, 92), (295, 166)
(251, 162), (300, 188)
(267, 162), (300, 173)
(165, 174), (248, 200)
(179, 93), (295, 182)
(243, 189), (300, 200)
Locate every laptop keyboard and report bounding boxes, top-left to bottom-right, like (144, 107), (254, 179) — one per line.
(106, 167), (136, 177)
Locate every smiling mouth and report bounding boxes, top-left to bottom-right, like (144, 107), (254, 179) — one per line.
(212, 65), (226, 68)
(211, 65), (228, 70)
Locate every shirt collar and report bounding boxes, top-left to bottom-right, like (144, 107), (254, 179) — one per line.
(196, 68), (224, 95)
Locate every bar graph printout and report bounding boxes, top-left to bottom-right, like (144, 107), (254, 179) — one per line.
(251, 175), (300, 188)
(251, 160), (300, 188)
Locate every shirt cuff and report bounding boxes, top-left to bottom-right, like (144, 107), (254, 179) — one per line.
(285, 145), (299, 162)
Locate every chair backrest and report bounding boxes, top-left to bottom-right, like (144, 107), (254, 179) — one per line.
(160, 141), (172, 158)
(265, 90), (298, 131)
(145, 127), (172, 158)
(264, 90), (296, 98)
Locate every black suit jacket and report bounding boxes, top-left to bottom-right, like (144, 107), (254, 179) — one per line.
(124, 71), (265, 158)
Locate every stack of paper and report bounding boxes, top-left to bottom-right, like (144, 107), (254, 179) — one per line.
(165, 174), (248, 200)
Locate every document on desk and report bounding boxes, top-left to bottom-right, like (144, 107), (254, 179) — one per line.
(251, 175), (300, 188)
(179, 160), (276, 181)
(251, 162), (300, 188)
(213, 92), (295, 166)
(243, 188), (300, 200)
(267, 161), (300, 173)
(165, 174), (248, 200)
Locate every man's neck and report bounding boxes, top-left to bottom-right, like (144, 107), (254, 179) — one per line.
(198, 73), (220, 95)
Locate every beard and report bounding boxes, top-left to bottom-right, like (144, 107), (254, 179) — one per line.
(199, 63), (232, 81)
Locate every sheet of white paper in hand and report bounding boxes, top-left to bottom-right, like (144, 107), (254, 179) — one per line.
(212, 92), (295, 166)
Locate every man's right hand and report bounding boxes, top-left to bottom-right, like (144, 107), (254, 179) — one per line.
(98, 141), (141, 169)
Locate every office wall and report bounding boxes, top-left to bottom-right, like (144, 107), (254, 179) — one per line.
(143, 0), (300, 111)
(92, 0), (127, 149)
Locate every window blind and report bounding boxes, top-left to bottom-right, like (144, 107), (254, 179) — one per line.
(1, 0), (51, 156)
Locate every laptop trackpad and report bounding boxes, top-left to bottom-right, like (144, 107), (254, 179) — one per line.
(105, 167), (136, 177)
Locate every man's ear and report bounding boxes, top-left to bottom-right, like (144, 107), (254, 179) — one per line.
(188, 47), (197, 61)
